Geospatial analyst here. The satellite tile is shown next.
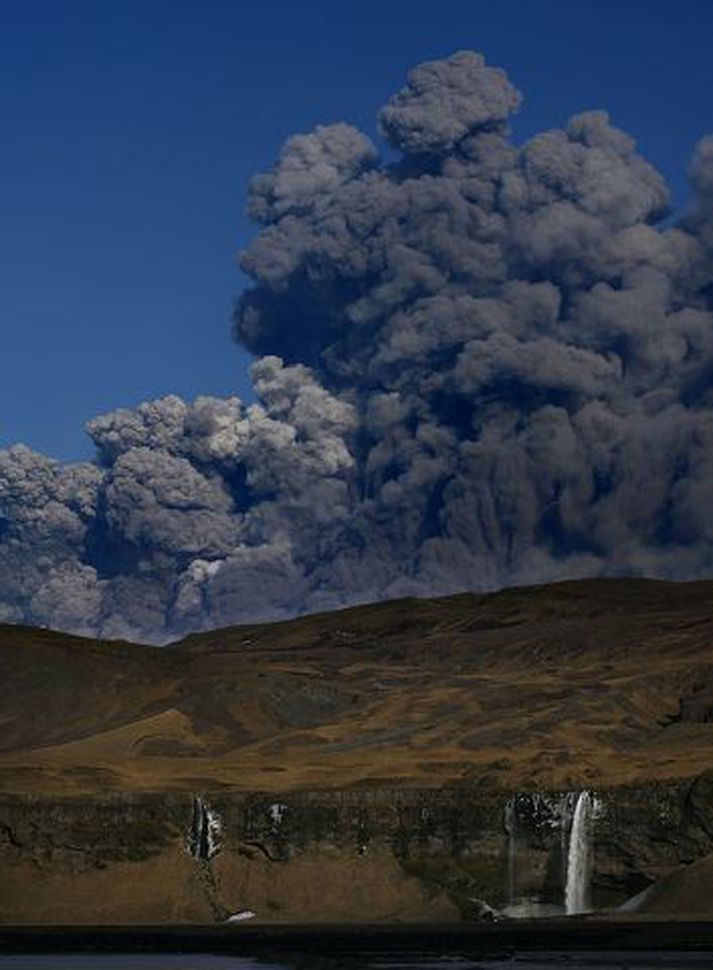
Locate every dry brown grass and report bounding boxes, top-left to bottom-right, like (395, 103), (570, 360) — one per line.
(2, 577), (713, 795)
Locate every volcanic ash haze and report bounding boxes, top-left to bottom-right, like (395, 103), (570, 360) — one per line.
(1, 50), (713, 642)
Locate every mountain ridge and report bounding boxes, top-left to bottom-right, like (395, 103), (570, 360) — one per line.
(2, 576), (713, 796)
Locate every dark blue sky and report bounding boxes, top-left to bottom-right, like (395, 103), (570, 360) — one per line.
(2, 0), (712, 459)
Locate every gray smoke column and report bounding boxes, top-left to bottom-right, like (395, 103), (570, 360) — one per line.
(1, 50), (712, 642)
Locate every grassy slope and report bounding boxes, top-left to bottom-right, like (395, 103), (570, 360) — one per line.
(2, 577), (713, 796)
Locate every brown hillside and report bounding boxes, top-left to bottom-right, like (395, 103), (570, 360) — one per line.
(2, 577), (713, 796)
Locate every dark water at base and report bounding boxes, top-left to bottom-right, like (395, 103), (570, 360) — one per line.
(2, 953), (713, 969)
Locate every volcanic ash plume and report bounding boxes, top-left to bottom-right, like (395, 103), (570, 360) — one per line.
(2, 51), (713, 641)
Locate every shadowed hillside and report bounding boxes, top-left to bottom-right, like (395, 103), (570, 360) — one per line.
(2, 577), (713, 796)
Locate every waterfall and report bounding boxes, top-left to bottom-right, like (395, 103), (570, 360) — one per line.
(565, 790), (593, 915)
(189, 796), (222, 861)
(504, 799), (517, 907)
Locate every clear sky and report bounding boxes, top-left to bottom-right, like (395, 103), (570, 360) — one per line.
(2, 0), (712, 460)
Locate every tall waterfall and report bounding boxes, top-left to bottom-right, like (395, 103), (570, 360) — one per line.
(565, 791), (593, 915)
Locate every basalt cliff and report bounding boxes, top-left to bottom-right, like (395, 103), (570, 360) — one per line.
(2, 577), (713, 923)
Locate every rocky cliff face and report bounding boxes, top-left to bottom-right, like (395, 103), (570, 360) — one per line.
(3, 776), (713, 923)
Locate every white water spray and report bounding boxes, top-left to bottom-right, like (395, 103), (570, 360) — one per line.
(565, 791), (593, 915)
(189, 796), (223, 861)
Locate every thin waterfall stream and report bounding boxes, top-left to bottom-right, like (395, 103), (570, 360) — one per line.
(504, 798), (517, 908)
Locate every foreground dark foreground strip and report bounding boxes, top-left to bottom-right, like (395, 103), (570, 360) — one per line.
(4, 921), (713, 958)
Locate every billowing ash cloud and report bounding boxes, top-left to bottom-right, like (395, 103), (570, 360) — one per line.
(2, 50), (713, 642)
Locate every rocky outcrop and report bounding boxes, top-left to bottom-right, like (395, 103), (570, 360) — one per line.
(2, 777), (713, 923)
